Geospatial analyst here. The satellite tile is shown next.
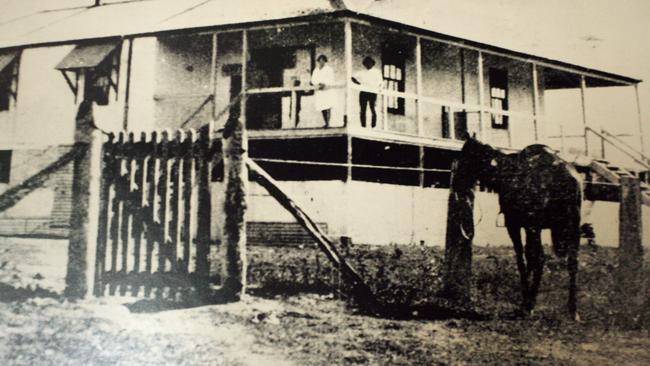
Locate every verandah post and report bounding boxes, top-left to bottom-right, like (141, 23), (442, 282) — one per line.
(64, 101), (104, 299)
(344, 19), (353, 127)
(477, 51), (485, 140)
(531, 63), (540, 143)
(415, 36), (423, 136)
(580, 75), (589, 155)
(634, 84), (645, 156)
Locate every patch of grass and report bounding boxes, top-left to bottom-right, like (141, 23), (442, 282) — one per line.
(243, 242), (650, 327)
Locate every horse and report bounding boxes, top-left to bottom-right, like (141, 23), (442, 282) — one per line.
(455, 136), (582, 320)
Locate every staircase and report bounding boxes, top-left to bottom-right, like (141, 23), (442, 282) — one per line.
(577, 127), (650, 206)
(589, 159), (650, 206)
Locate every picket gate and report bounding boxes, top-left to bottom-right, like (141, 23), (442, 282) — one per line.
(93, 127), (222, 299)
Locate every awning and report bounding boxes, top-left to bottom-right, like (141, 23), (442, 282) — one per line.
(0, 51), (18, 72)
(55, 42), (118, 70)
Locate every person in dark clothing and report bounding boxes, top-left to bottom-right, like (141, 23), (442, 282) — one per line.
(352, 56), (383, 128)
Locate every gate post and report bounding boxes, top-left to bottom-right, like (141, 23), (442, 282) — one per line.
(64, 101), (104, 299)
(616, 176), (644, 317)
(221, 116), (248, 301)
(442, 161), (474, 306)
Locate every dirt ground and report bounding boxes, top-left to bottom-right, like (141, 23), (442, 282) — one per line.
(1, 237), (650, 365)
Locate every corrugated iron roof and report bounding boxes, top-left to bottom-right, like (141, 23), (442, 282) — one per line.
(0, 0), (641, 84)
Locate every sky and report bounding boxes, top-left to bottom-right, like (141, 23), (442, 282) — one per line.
(1, 0), (649, 156)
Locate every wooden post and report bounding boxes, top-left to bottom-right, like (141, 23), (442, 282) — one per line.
(221, 120), (247, 299)
(617, 176), (644, 319)
(217, 29), (249, 302)
(65, 101), (104, 299)
(634, 84), (645, 156)
(382, 94), (388, 130)
(210, 32), (218, 120)
(194, 128), (211, 296)
(415, 36), (423, 136)
(221, 119), (248, 300)
(241, 30), (248, 126)
(442, 160), (474, 306)
(580, 75), (589, 155)
(344, 20), (353, 127)
(122, 38), (133, 130)
(531, 63), (540, 143)
(290, 90), (297, 127)
(477, 51), (485, 140)
(449, 107), (456, 140)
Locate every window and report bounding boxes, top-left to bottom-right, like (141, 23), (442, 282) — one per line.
(382, 47), (406, 115)
(0, 150), (11, 183)
(489, 68), (508, 129)
(0, 51), (20, 112)
(56, 42), (120, 105)
(83, 57), (118, 106)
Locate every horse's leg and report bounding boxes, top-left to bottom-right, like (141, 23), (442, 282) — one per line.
(552, 221), (581, 320)
(567, 244), (579, 320)
(506, 223), (528, 313)
(524, 227), (544, 313)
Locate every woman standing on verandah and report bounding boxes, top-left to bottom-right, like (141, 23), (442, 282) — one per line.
(311, 54), (336, 127)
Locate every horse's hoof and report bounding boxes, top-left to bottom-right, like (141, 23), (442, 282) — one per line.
(572, 312), (581, 322)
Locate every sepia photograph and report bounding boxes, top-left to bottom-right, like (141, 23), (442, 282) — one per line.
(0, 0), (649, 364)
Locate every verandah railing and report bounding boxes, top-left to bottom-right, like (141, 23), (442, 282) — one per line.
(155, 84), (537, 149)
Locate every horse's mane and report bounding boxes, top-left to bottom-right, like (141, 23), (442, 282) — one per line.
(455, 137), (504, 191)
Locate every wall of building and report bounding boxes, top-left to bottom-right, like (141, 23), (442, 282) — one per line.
(148, 23), (348, 131)
(213, 179), (626, 248)
(351, 23), (418, 133)
(0, 46), (76, 147)
(153, 34), (212, 129)
(481, 53), (538, 148)
(0, 39), (133, 237)
(0, 146), (73, 237)
(0, 41), (130, 148)
(123, 21), (545, 144)
(214, 23), (347, 130)
(349, 23), (542, 148)
(126, 37), (159, 133)
(420, 40), (463, 138)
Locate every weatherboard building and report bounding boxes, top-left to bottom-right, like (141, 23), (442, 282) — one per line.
(0, 0), (647, 246)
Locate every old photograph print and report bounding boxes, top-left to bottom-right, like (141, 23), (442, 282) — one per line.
(0, 0), (649, 365)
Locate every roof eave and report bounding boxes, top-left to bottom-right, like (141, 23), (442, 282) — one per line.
(0, 8), (641, 85)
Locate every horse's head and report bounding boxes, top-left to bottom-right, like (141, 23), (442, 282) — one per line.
(454, 135), (500, 189)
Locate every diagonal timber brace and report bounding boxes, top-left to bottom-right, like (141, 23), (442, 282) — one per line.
(246, 158), (378, 311)
(0, 148), (81, 214)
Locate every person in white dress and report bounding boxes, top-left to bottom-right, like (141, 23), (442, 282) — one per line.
(311, 54), (336, 127)
(352, 56), (383, 128)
